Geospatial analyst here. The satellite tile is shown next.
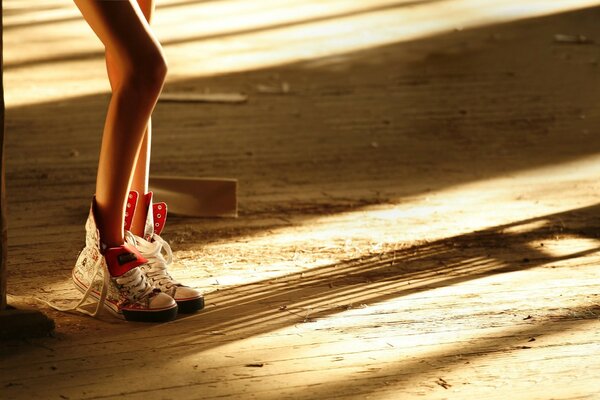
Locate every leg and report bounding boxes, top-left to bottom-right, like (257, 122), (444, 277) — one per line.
(57, 0), (178, 322)
(129, 0), (157, 237)
(108, 50), (153, 237)
(73, 0), (167, 248)
(104, 0), (157, 237)
(105, 45), (152, 239)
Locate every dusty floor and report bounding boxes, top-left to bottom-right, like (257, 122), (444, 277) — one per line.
(2, 1), (600, 399)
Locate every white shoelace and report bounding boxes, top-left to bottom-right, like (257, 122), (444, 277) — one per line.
(39, 253), (108, 317)
(114, 267), (154, 300)
(40, 250), (152, 317)
(126, 231), (178, 289)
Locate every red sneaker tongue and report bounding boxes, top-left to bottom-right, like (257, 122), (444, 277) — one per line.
(124, 191), (167, 239)
(124, 191), (140, 232)
(104, 243), (148, 277)
(152, 201), (168, 236)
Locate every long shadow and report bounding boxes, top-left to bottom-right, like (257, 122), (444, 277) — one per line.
(112, 305), (600, 399)
(10, 203), (600, 346)
(2, 204), (599, 398)
(4, 0), (445, 69)
(162, 203), (600, 345)
(5, 5), (600, 290)
(298, 310), (600, 399)
(180, 303), (600, 400)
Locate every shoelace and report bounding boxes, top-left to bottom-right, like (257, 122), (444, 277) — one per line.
(125, 231), (178, 289)
(114, 267), (154, 300)
(39, 252), (108, 317)
(40, 250), (153, 317)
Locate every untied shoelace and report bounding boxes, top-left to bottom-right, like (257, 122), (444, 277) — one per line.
(125, 231), (178, 289)
(39, 252), (108, 317)
(40, 250), (151, 317)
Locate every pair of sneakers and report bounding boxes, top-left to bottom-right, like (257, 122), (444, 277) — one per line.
(67, 191), (203, 322)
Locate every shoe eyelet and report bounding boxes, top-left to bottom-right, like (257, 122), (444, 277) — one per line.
(157, 214), (161, 218)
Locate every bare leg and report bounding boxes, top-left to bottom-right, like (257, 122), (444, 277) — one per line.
(104, 0), (156, 237)
(73, 0), (167, 248)
(129, 0), (156, 237)
(129, 124), (151, 235)
(106, 53), (152, 238)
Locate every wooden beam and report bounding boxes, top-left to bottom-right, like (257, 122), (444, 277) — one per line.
(0, 0), (7, 311)
(0, 2), (53, 338)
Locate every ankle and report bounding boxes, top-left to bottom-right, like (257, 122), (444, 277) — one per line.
(92, 200), (125, 250)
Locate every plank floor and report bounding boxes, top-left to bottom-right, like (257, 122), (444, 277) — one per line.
(2, 1), (600, 399)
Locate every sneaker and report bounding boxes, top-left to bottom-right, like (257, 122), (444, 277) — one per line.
(125, 191), (205, 313)
(64, 201), (178, 322)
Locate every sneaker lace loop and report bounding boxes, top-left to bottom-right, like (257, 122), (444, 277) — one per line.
(115, 267), (153, 301)
(126, 231), (178, 289)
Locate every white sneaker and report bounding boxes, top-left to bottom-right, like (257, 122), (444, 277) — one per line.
(125, 191), (204, 313)
(63, 201), (178, 322)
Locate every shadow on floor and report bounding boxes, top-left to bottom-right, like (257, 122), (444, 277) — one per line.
(4, 4), (600, 341)
(164, 202), (600, 343)
(3, 202), (598, 398)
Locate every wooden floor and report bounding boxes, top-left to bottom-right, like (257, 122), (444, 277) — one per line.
(2, 1), (600, 399)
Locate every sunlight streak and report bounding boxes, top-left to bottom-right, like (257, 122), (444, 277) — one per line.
(164, 276), (600, 399)
(169, 153), (600, 293)
(4, 0), (600, 107)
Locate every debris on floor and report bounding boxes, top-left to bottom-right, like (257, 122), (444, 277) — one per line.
(256, 82), (291, 94)
(553, 34), (593, 44)
(159, 92), (248, 104)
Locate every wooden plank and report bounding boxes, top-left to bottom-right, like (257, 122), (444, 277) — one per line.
(160, 92), (248, 104)
(149, 175), (238, 218)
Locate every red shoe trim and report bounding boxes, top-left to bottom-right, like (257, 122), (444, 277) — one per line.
(152, 201), (168, 236)
(124, 191), (139, 231)
(104, 243), (148, 277)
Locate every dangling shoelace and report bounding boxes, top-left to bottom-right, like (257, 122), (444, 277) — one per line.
(39, 253), (109, 317)
(40, 250), (153, 317)
(125, 231), (178, 289)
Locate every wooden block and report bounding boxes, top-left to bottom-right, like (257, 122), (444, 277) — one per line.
(149, 176), (238, 218)
(159, 92), (248, 104)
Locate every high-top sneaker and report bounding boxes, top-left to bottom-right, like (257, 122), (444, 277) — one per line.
(125, 191), (204, 313)
(65, 200), (178, 322)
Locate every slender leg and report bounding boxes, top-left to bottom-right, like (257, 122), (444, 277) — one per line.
(105, 38), (152, 235)
(129, 0), (156, 237)
(73, 0), (167, 248)
(105, 49), (151, 238)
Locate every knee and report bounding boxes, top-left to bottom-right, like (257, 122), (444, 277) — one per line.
(145, 53), (168, 88)
(115, 51), (167, 99)
(129, 53), (167, 96)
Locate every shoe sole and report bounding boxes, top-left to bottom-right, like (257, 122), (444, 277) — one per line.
(72, 271), (178, 322)
(176, 296), (205, 314)
(122, 306), (178, 322)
